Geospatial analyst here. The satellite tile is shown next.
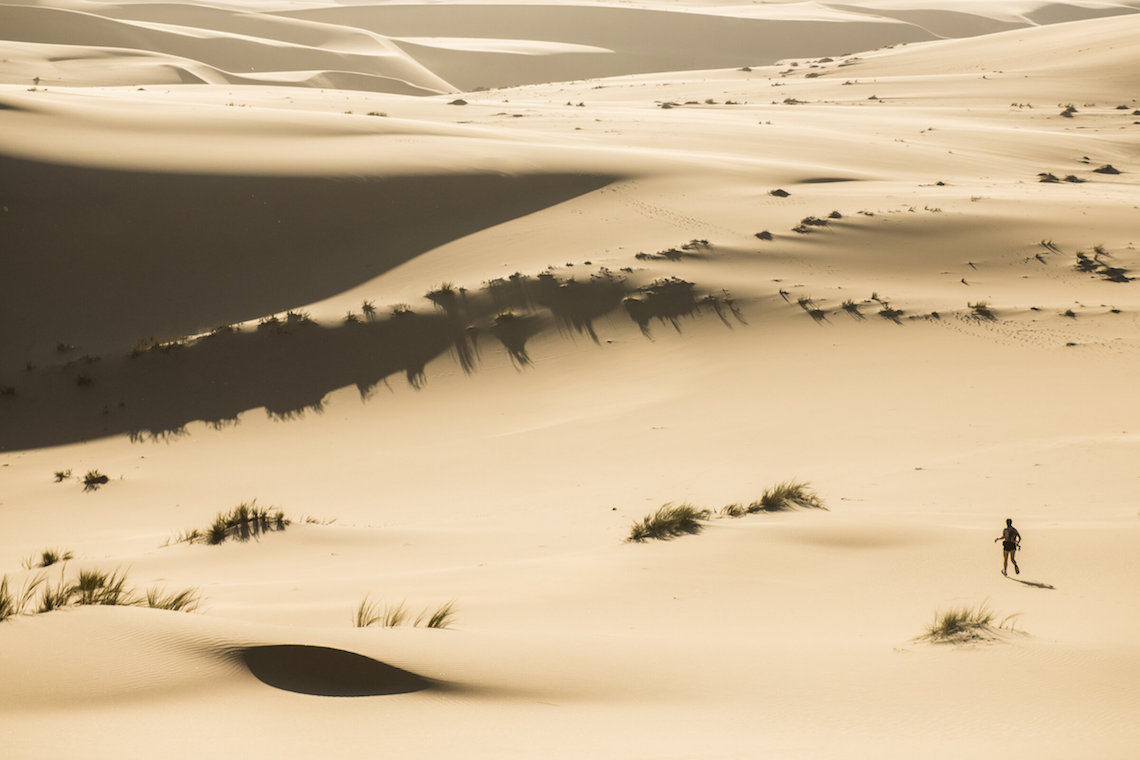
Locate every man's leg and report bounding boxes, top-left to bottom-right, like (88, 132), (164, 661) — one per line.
(1012, 550), (1019, 574)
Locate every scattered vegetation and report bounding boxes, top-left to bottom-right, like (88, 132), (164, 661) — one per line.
(1, 566), (200, 620)
(628, 504), (711, 542)
(53, 470), (72, 483)
(354, 596), (456, 629)
(630, 482), (827, 541)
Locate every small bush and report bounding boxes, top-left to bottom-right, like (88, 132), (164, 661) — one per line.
(381, 602), (409, 628)
(628, 504), (711, 542)
(72, 568), (136, 606)
(82, 470), (109, 491)
(37, 574), (73, 613)
(919, 602), (1018, 643)
(145, 587), (200, 612)
(417, 601), (457, 629)
(354, 596), (383, 628)
(53, 470), (72, 483)
(720, 503), (748, 518)
(968, 301), (996, 320)
(748, 481), (825, 513)
(24, 548), (73, 569)
(354, 597), (456, 629)
(0, 574), (45, 621)
(202, 501), (290, 545)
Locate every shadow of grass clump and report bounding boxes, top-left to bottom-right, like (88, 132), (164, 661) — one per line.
(628, 504), (712, 542)
(2, 266), (742, 451)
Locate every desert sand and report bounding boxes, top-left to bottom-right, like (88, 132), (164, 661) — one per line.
(2, 1), (1139, 757)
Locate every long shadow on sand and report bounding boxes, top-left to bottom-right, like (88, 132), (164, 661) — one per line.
(0, 153), (613, 370)
(239, 645), (435, 697)
(1006, 576), (1056, 590)
(0, 273), (743, 450)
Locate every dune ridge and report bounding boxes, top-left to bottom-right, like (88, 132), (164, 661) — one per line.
(2, 2), (1139, 759)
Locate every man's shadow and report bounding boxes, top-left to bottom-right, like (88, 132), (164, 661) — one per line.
(1006, 576), (1055, 590)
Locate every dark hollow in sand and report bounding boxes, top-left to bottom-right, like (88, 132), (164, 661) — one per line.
(240, 645), (433, 697)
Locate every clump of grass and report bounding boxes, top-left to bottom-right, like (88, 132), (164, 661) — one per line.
(145, 587), (200, 612)
(72, 568), (136, 606)
(23, 548), (73, 569)
(0, 574), (45, 621)
(381, 602), (409, 628)
(747, 481), (825, 513)
(37, 573), (73, 613)
(82, 470), (109, 491)
(879, 305), (904, 323)
(203, 501), (289, 545)
(53, 469), (72, 483)
(628, 504), (711, 542)
(417, 601), (457, 629)
(354, 596), (383, 628)
(354, 597), (457, 629)
(968, 301), (996, 320)
(720, 503), (748, 518)
(919, 602), (1018, 644)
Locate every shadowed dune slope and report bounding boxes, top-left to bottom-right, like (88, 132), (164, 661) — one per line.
(0, 154), (613, 372)
(239, 644), (435, 696)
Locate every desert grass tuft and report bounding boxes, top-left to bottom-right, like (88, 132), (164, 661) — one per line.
(381, 601), (409, 628)
(720, 503), (748, 518)
(145, 587), (201, 612)
(418, 601), (457, 629)
(919, 602), (1018, 643)
(355, 597), (457, 629)
(201, 501), (290, 545)
(71, 568), (136, 606)
(354, 596), (383, 628)
(628, 504), (711, 542)
(0, 574), (45, 621)
(23, 548), (73, 569)
(748, 481), (825, 513)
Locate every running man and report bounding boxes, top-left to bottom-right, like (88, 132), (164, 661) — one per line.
(994, 518), (1021, 575)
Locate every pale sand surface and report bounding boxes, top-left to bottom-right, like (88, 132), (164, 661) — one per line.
(2, 1), (1140, 757)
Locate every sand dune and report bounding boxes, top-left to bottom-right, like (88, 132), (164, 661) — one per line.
(2, 2), (1139, 758)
